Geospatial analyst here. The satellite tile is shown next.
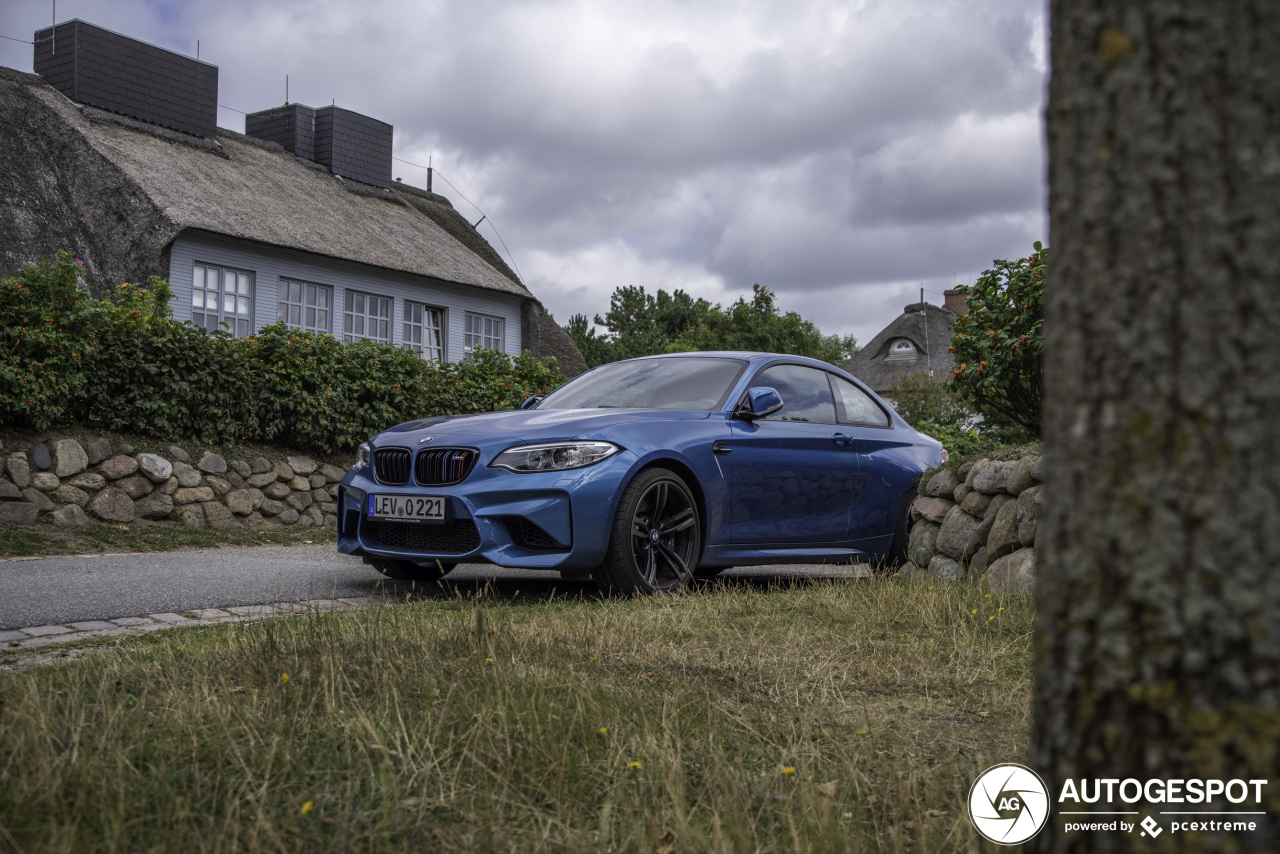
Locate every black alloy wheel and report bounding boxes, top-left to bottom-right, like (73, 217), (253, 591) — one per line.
(596, 467), (702, 595)
(369, 557), (456, 583)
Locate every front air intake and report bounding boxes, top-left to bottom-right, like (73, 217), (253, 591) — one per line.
(415, 448), (477, 486)
(372, 448), (411, 485)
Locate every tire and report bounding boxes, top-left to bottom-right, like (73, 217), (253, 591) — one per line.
(369, 557), (456, 583)
(876, 491), (915, 575)
(594, 468), (702, 595)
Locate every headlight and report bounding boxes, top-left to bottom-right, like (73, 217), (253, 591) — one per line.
(353, 442), (371, 471)
(490, 441), (620, 473)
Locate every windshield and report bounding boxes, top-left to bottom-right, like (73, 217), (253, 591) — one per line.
(538, 357), (747, 411)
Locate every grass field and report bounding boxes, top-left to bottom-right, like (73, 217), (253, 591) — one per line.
(0, 577), (1032, 853)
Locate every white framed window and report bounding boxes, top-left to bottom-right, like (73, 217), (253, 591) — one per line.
(277, 279), (332, 333)
(464, 312), (504, 354)
(343, 290), (392, 344)
(885, 338), (918, 361)
(403, 302), (445, 361)
(192, 263), (253, 337)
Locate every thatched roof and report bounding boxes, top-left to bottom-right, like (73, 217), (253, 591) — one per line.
(0, 66), (529, 300)
(844, 303), (958, 393)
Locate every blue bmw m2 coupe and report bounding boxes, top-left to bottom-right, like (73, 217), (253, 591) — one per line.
(337, 352), (946, 593)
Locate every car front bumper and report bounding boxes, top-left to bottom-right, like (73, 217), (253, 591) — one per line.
(336, 451), (637, 571)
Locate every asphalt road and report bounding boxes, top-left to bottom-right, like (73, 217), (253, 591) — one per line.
(0, 544), (870, 629)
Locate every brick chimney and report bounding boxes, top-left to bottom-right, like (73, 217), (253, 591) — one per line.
(943, 288), (969, 315)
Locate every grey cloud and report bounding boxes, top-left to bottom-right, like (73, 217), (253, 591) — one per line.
(0, 0), (1049, 346)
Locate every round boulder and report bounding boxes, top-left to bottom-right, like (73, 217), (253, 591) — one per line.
(172, 461), (203, 488)
(88, 487), (136, 523)
(286, 455), (318, 476)
(135, 492), (176, 520)
(51, 504), (90, 527)
(53, 439), (89, 477)
(197, 452), (227, 474)
(31, 472), (61, 492)
(97, 455), (140, 480)
(136, 453), (173, 483)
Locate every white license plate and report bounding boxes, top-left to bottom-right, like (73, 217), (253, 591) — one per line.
(368, 494), (446, 522)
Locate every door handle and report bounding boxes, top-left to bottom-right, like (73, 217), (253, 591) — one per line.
(831, 433), (853, 446)
(712, 441), (732, 455)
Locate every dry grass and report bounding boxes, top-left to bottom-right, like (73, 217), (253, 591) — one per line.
(0, 577), (1032, 853)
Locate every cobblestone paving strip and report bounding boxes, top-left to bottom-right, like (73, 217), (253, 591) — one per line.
(0, 594), (391, 670)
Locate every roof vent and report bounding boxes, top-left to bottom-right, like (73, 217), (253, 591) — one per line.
(33, 20), (218, 138)
(245, 103), (316, 161)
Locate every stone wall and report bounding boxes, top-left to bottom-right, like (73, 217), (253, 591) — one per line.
(0, 436), (347, 530)
(903, 451), (1043, 592)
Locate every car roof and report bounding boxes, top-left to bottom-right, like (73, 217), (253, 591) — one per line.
(623, 351), (846, 371)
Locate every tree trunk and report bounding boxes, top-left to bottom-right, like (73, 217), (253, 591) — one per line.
(1035, 2), (1280, 851)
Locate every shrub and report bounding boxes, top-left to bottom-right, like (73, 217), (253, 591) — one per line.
(0, 255), (567, 453)
(0, 252), (99, 431)
(913, 419), (990, 460)
(885, 369), (977, 429)
(946, 242), (1045, 436)
(420, 347), (565, 416)
(85, 280), (259, 445)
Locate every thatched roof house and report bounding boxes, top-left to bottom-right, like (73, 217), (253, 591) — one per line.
(843, 300), (963, 394)
(0, 20), (585, 374)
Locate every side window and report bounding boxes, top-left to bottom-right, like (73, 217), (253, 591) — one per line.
(403, 302), (445, 361)
(833, 376), (890, 426)
(343, 291), (392, 344)
(278, 280), (332, 333)
(753, 364), (837, 424)
(464, 312), (505, 354)
(192, 263), (254, 338)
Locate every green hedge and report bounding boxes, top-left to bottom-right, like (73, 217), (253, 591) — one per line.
(0, 254), (565, 453)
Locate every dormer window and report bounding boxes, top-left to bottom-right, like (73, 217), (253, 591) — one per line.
(885, 338), (918, 361)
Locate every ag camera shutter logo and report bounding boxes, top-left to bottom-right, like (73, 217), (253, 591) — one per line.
(968, 763), (1050, 845)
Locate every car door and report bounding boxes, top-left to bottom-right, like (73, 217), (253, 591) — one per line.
(728, 363), (858, 543)
(829, 374), (916, 541)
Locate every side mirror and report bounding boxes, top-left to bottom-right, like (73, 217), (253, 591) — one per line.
(520, 395), (544, 410)
(735, 387), (784, 420)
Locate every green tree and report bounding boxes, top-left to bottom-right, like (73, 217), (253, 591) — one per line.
(945, 243), (1045, 436)
(564, 283), (858, 368)
(563, 313), (614, 368)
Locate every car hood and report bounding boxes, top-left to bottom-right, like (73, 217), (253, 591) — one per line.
(375, 408), (713, 447)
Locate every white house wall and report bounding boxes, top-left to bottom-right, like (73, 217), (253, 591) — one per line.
(166, 230), (523, 361)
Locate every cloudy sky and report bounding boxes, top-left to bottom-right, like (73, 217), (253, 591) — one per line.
(1, 0), (1048, 347)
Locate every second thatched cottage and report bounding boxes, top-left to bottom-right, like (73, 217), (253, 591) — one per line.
(843, 291), (968, 395)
